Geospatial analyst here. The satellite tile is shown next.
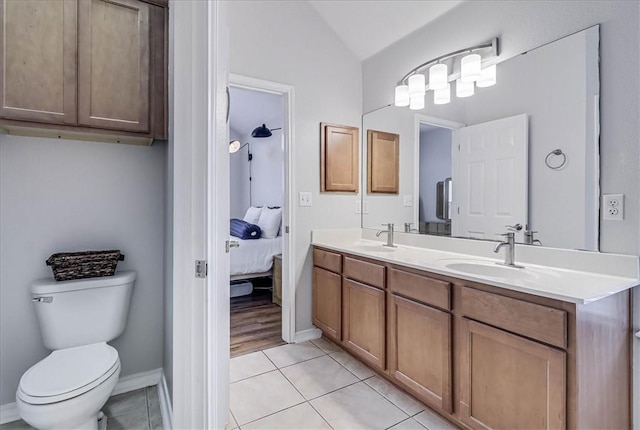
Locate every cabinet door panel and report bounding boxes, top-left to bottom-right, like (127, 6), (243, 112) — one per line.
(342, 278), (385, 370)
(320, 123), (359, 192)
(313, 267), (341, 341)
(78, 0), (150, 132)
(459, 319), (566, 430)
(388, 295), (452, 412)
(0, 0), (77, 124)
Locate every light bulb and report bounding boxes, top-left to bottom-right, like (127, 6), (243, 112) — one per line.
(456, 78), (474, 98)
(461, 53), (482, 82)
(477, 64), (497, 88)
(434, 83), (450, 105)
(394, 84), (410, 107)
(408, 74), (426, 97)
(409, 94), (425, 110)
(428, 63), (448, 90)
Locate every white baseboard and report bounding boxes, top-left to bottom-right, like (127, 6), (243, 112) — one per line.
(0, 368), (166, 425)
(158, 371), (173, 430)
(0, 402), (19, 425)
(294, 327), (322, 343)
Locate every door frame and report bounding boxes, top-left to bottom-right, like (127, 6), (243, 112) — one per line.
(171, 0), (229, 428)
(413, 114), (465, 227)
(229, 73), (296, 343)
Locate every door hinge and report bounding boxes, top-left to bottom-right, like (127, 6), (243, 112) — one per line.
(285, 225), (289, 234)
(195, 260), (207, 278)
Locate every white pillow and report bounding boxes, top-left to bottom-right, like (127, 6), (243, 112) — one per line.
(243, 206), (263, 225)
(257, 207), (283, 239)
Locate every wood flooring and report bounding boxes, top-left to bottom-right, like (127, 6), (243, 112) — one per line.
(230, 286), (285, 357)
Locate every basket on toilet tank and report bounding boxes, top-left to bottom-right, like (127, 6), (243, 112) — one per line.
(46, 250), (125, 281)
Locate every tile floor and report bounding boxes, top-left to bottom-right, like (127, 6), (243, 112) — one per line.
(0, 385), (163, 430)
(229, 338), (459, 430)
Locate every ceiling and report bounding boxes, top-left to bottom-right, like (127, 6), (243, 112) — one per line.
(308, 0), (463, 60)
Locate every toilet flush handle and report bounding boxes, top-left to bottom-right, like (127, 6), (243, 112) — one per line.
(32, 296), (53, 303)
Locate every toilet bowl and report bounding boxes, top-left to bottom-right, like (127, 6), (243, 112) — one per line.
(16, 272), (135, 430)
(17, 343), (121, 430)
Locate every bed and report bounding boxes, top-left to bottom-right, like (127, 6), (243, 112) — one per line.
(229, 235), (282, 280)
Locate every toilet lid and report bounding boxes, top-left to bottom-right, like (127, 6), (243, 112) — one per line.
(19, 343), (119, 404)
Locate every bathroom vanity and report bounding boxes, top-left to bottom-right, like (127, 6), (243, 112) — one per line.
(311, 229), (639, 430)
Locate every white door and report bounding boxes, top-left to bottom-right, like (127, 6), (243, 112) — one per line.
(172, 1), (229, 429)
(451, 114), (528, 239)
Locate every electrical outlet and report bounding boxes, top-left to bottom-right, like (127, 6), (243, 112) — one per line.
(299, 192), (312, 207)
(403, 195), (413, 207)
(603, 194), (623, 221)
(355, 200), (361, 214)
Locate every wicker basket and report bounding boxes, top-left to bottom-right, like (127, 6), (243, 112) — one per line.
(46, 250), (125, 281)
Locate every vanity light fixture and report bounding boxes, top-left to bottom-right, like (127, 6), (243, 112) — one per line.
(477, 64), (497, 88)
(434, 84), (451, 105)
(456, 78), (474, 98)
(393, 38), (499, 107)
(461, 53), (482, 82)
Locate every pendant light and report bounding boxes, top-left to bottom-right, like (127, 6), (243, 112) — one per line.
(408, 74), (426, 97)
(477, 64), (497, 88)
(461, 53), (482, 82)
(394, 84), (410, 106)
(429, 63), (448, 90)
(456, 78), (474, 98)
(434, 83), (451, 105)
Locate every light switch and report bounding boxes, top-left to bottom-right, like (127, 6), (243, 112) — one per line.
(299, 192), (312, 207)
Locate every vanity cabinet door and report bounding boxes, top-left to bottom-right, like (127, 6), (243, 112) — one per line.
(388, 294), (452, 412)
(312, 267), (342, 342)
(459, 319), (566, 430)
(0, 0), (77, 125)
(342, 278), (385, 371)
(77, 0), (150, 133)
(320, 123), (359, 193)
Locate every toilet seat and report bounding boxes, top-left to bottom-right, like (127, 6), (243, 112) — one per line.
(18, 343), (119, 405)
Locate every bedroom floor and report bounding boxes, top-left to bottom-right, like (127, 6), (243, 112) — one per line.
(227, 338), (459, 430)
(230, 284), (285, 357)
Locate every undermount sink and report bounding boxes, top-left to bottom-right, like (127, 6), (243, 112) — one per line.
(351, 243), (398, 253)
(442, 260), (538, 280)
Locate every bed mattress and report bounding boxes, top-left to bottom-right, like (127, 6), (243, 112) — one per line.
(230, 236), (282, 276)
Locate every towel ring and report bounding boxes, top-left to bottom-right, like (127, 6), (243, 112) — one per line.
(545, 149), (566, 170)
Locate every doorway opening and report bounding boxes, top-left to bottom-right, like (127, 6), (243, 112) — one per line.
(227, 75), (295, 358)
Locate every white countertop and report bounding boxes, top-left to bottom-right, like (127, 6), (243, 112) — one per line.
(311, 229), (640, 305)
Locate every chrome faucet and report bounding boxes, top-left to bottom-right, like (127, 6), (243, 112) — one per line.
(376, 223), (396, 247)
(494, 224), (523, 267)
(524, 230), (543, 246)
(404, 222), (418, 233)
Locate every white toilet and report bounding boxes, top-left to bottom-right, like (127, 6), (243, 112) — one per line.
(16, 271), (136, 430)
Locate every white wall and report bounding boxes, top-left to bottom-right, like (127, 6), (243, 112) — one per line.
(419, 127), (452, 223)
(0, 135), (166, 406)
(229, 129), (250, 219)
(228, 0), (362, 332)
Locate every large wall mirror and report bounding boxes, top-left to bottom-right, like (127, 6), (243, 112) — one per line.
(361, 25), (600, 251)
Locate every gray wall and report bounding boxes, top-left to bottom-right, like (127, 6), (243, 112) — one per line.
(419, 127), (451, 223)
(0, 135), (166, 406)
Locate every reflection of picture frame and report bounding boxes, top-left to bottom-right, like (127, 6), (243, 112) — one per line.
(367, 129), (399, 194)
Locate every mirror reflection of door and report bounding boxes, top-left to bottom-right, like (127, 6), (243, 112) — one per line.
(451, 114), (528, 239)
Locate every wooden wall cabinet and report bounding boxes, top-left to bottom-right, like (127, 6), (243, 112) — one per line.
(320, 123), (359, 193)
(367, 129), (399, 194)
(0, 0), (167, 144)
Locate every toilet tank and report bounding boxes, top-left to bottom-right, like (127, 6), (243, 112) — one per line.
(31, 272), (136, 350)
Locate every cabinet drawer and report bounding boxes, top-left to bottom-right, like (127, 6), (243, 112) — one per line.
(388, 268), (450, 310)
(343, 256), (385, 289)
(313, 248), (342, 273)
(460, 287), (567, 349)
